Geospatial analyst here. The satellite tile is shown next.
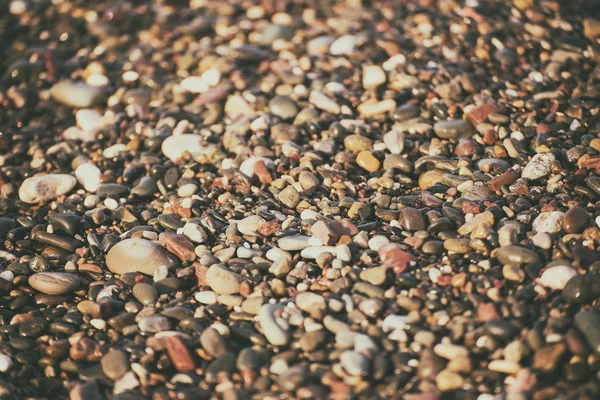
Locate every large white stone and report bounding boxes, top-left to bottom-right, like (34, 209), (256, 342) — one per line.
(19, 174), (76, 204)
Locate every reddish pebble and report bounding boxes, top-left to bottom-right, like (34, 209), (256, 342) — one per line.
(378, 243), (413, 273)
(254, 160), (273, 184)
(311, 221), (338, 245)
(166, 336), (195, 372)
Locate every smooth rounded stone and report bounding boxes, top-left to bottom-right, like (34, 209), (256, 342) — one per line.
(344, 135), (372, 153)
(436, 369), (464, 392)
(368, 235), (389, 251)
(495, 246), (541, 266)
(309, 90), (340, 114)
(106, 239), (177, 275)
(131, 176), (158, 197)
(200, 328), (228, 358)
(183, 223), (208, 243)
(521, 153), (555, 180)
(340, 351), (369, 376)
(330, 34), (359, 55)
(532, 211), (565, 234)
(266, 248), (292, 262)
(138, 315), (171, 333)
(539, 265), (577, 290)
(132, 283), (158, 305)
(359, 266), (387, 286)
(298, 171), (320, 190)
(269, 95), (298, 119)
(205, 264), (243, 295)
(562, 275), (599, 304)
(177, 183), (198, 197)
(96, 183), (128, 198)
(443, 238), (470, 253)
(295, 292), (326, 318)
(307, 35), (335, 55)
(398, 208), (426, 231)
(0, 354), (12, 372)
(575, 311), (600, 354)
(531, 232), (552, 249)
(418, 169), (446, 190)
(101, 350), (130, 381)
(269, 257), (290, 277)
(488, 360), (520, 374)
(434, 344), (469, 360)
(383, 130), (404, 154)
(28, 272), (80, 295)
(383, 154), (413, 173)
(161, 134), (217, 163)
(362, 65), (386, 89)
(236, 215), (266, 236)
(258, 303), (290, 346)
(503, 265), (525, 282)
(564, 206), (590, 233)
(277, 185), (300, 209)
(433, 120), (474, 139)
(356, 151), (380, 172)
(19, 174), (76, 204)
(180, 76), (209, 93)
(50, 80), (104, 108)
(277, 235), (311, 252)
(49, 213), (81, 235)
(461, 184), (494, 202)
(76, 109), (103, 131)
(240, 157), (274, 178)
(300, 246), (337, 259)
(75, 163), (101, 192)
(195, 291), (218, 304)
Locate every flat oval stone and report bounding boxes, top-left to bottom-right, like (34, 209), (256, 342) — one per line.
(495, 245), (541, 266)
(106, 238), (177, 275)
(28, 272), (80, 295)
(19, 174), (76, 204)
(161, 134), (218, 163)
(50, 81), (105, 108)
(433, 120), (474, 139)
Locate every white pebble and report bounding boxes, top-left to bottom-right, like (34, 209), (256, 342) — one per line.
(0, 354), (12, 372)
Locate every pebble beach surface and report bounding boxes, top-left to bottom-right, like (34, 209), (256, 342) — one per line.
(1, 0), (600, 398)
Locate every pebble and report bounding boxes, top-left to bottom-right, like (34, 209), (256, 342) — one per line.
(433, 120), (474, 139)
(356, 151), (380, 172)
(19, 174), (76, 204)
(277, 185), (300, 209)
(258, 304), (290, 346)
(495, 246), (541, 266)
(0, 354), (12, 372)
(340, 351), (369, 376)
(236, 215), (266, 236)
(28, 272), (80, 295)
(563, 206), (590, 233)
(522, 153), (555, 180)
(532, 211), (564, 234)
(75, 163), (101, 192)
(101, 350), (130, 381)
(205, 264), (243, 295)
(132, 283), (158, 305)
(50, 81), (104, 108)
(161, 134), (217, 163)
(138, 315), (171, 333)
(106, 238), (177, 275)
(539, 265), (577, 290)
